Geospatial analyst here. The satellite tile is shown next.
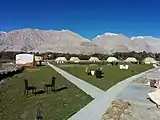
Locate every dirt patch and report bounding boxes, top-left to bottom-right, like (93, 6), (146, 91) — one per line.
(103, 100), (160, 120)
(102, 100), (131, 120)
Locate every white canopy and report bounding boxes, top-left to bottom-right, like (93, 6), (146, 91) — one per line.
(55, 57), (67, 61)
(107, 57), (118, 62)
(70, 57), (80, 62)
(143, 57), (156, 64)
(89, 57), (100, 62)
(125, 57), (138, 62)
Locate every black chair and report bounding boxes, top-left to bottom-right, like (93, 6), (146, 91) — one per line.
(24, 79), (36, 95)
(87, 71), (91, 75)
(44, 77), (56, 93)
(95, 70), (104, 78)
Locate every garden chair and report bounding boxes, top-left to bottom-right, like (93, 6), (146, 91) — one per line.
(24, 79), (36, 95)
(44, 76), (56, 93)
(95, 69), (104, 78)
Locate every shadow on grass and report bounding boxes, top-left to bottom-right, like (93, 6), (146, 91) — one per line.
(95, 75), (104, 79)
(53, 86), (68, 92)
(34, 90), (45, 95)
(31, 86), (67, 95)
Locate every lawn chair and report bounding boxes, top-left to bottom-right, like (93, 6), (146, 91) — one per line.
(44, 77), (56, 93)
(95, 69), (104, 78)
(24, 79), (36, 95)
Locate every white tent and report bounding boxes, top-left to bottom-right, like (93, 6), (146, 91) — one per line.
(16, 54), (35, 67)
(125, 57), (138, 63)
(89, 57), (100, 62)
(55, 57), (67, 63)
(70, 57), (80, 62)
(143, 57), (156, 64)
(107, 57), (118, 62)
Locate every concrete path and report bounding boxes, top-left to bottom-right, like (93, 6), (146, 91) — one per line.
(47, 62), (105, 98)
(115, 69), (160, 120)
(141, 67), (160, 80)
(68, 67), (158, 120)
(47, 62), (157, 120)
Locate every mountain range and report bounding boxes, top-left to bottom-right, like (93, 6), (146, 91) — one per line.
(0, 28), (160, 54)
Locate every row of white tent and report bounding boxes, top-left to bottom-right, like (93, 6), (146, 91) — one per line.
(55, 56), (157, 64)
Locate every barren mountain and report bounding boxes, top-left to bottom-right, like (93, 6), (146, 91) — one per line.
(0, 29), (107, 54)
(1, 29), (160, 54)
(131, 36), (160, 53)
(92, 33), (137, 54)
(92, 33), (160, 53)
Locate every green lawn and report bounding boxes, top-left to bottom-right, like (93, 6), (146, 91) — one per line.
(0, 66), (92, 120)
(60, 64), (153, 91)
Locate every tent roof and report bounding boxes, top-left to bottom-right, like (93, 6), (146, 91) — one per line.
(89, 57), (100, 61)
(125, 57), (137, 62)
(107, 57), (118, 60)
(70, 57), (80, 61)
(55, 57), (67, 61)
(143, 57), (156, 62)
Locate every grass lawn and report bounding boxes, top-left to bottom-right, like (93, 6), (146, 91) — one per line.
(0, 66), (92, 120)
(59, 64), (153, 91)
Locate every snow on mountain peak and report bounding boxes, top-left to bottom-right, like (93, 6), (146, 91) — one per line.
(61, 29), (69, 32)
(95, 35), (101, 38)
(104, 32), (118, 36)
(94, 32), (118, 39)
(131, 36), (145, 40)
(0, 31), (7, 34)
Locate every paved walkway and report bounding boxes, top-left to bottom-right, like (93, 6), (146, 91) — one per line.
(68, 68), (157, 120)
(48, 62), (157, 120)
(47, 62), (105, 99)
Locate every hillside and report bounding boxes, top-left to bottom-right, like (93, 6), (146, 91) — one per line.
(1, 29), (160, 54)
(0, 29), (107, 55)
(92, 33), (137, 54)
(92, 33), (160, 53)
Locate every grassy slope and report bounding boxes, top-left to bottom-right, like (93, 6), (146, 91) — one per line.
(60, 64), (153, 91)
(0, 66), (92, 120)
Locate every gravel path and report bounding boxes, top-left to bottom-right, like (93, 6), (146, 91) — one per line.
(47, 62), (105, 99)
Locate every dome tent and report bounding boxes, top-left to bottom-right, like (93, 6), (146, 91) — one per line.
(143, 57), (156, 64)
(125, 57), (138, 63)
(70, 57), (80, 62)
(89, 57), (100, 62)
(55, 57), (67, 63)
(107, 57), (118, 62)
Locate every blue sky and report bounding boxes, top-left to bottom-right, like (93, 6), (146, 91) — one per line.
(0, 0), (160, 39)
